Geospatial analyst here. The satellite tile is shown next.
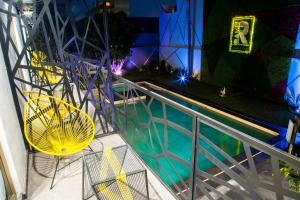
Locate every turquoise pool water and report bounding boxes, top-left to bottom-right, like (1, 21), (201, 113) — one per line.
(114, 86), (271, 186)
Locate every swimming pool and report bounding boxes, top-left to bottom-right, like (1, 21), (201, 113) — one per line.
(113, 82), (274, 186)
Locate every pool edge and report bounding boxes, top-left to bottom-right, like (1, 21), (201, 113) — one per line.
(138, 81), (279, 137)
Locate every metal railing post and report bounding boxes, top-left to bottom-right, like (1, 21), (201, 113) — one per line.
(190, 116), (199, 200)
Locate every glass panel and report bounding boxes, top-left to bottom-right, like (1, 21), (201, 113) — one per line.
(195, 121), (251, 199)
(115, 88), (195, 199)
(114, 79), (300, 199)
(166, 104), (193, 132)
(167, 126), (192, 162)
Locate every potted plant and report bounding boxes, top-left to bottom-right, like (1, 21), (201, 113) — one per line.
(280, 164), (300, 192)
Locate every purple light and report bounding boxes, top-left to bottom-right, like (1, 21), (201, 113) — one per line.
(114, 69), (122, 76)
(111, 59), (125, 76)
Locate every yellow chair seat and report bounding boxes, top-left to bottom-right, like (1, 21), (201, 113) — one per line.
(24, 95), (95, 156)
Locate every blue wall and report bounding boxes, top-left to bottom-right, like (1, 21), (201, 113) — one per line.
(124, 17), (159, 69)
(127, 33), (159, 69)
(159, 0), (204, 77)
(285, 23), (300, 108)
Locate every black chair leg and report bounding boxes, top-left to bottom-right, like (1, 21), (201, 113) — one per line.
(50, 157), (60, 189)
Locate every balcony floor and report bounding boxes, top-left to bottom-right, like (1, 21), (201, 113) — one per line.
(26, 134), (177, 200)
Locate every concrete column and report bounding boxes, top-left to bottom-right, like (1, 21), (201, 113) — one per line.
(0, 46), (27, 197)
(0, 0), (27, 197)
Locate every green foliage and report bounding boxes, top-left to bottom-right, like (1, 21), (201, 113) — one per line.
(83, 11), (141, 60)
(108, 12), (141, 60)
(280, 164), (300, 192)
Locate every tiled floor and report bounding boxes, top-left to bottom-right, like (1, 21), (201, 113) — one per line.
(27, 134), (177, 200)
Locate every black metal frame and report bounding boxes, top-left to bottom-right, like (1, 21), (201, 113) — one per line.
(0, 0), (116, 141)
(0, 0), (117, 197)
(82, 145), (150, 200)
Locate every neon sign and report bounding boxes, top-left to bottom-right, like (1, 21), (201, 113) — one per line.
(229, 16), (256, 54)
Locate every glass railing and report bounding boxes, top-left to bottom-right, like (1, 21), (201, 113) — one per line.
(113, 77), (300, 200)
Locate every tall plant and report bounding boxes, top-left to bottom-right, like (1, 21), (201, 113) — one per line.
(107, 11), (141, 60)
(92, 11), (141, 61)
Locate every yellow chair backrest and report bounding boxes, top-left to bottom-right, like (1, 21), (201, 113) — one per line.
(24, 95), (95, 156)
(23, 91), (75, 119)
(30, 51), (63, 84)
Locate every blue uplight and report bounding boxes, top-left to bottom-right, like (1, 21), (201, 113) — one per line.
(289, 106), (300, 116)
(295, 106), (300, 114)
(177, 73), (188, 84)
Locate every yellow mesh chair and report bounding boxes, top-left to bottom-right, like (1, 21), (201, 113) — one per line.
(30, 51), (63, 84)
(23, 91), (78, 118)
(98, 148), (133, 200)
(24, 95), (95, 188)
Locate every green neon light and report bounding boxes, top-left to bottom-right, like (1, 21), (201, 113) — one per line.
(229, 16), (256, 54)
